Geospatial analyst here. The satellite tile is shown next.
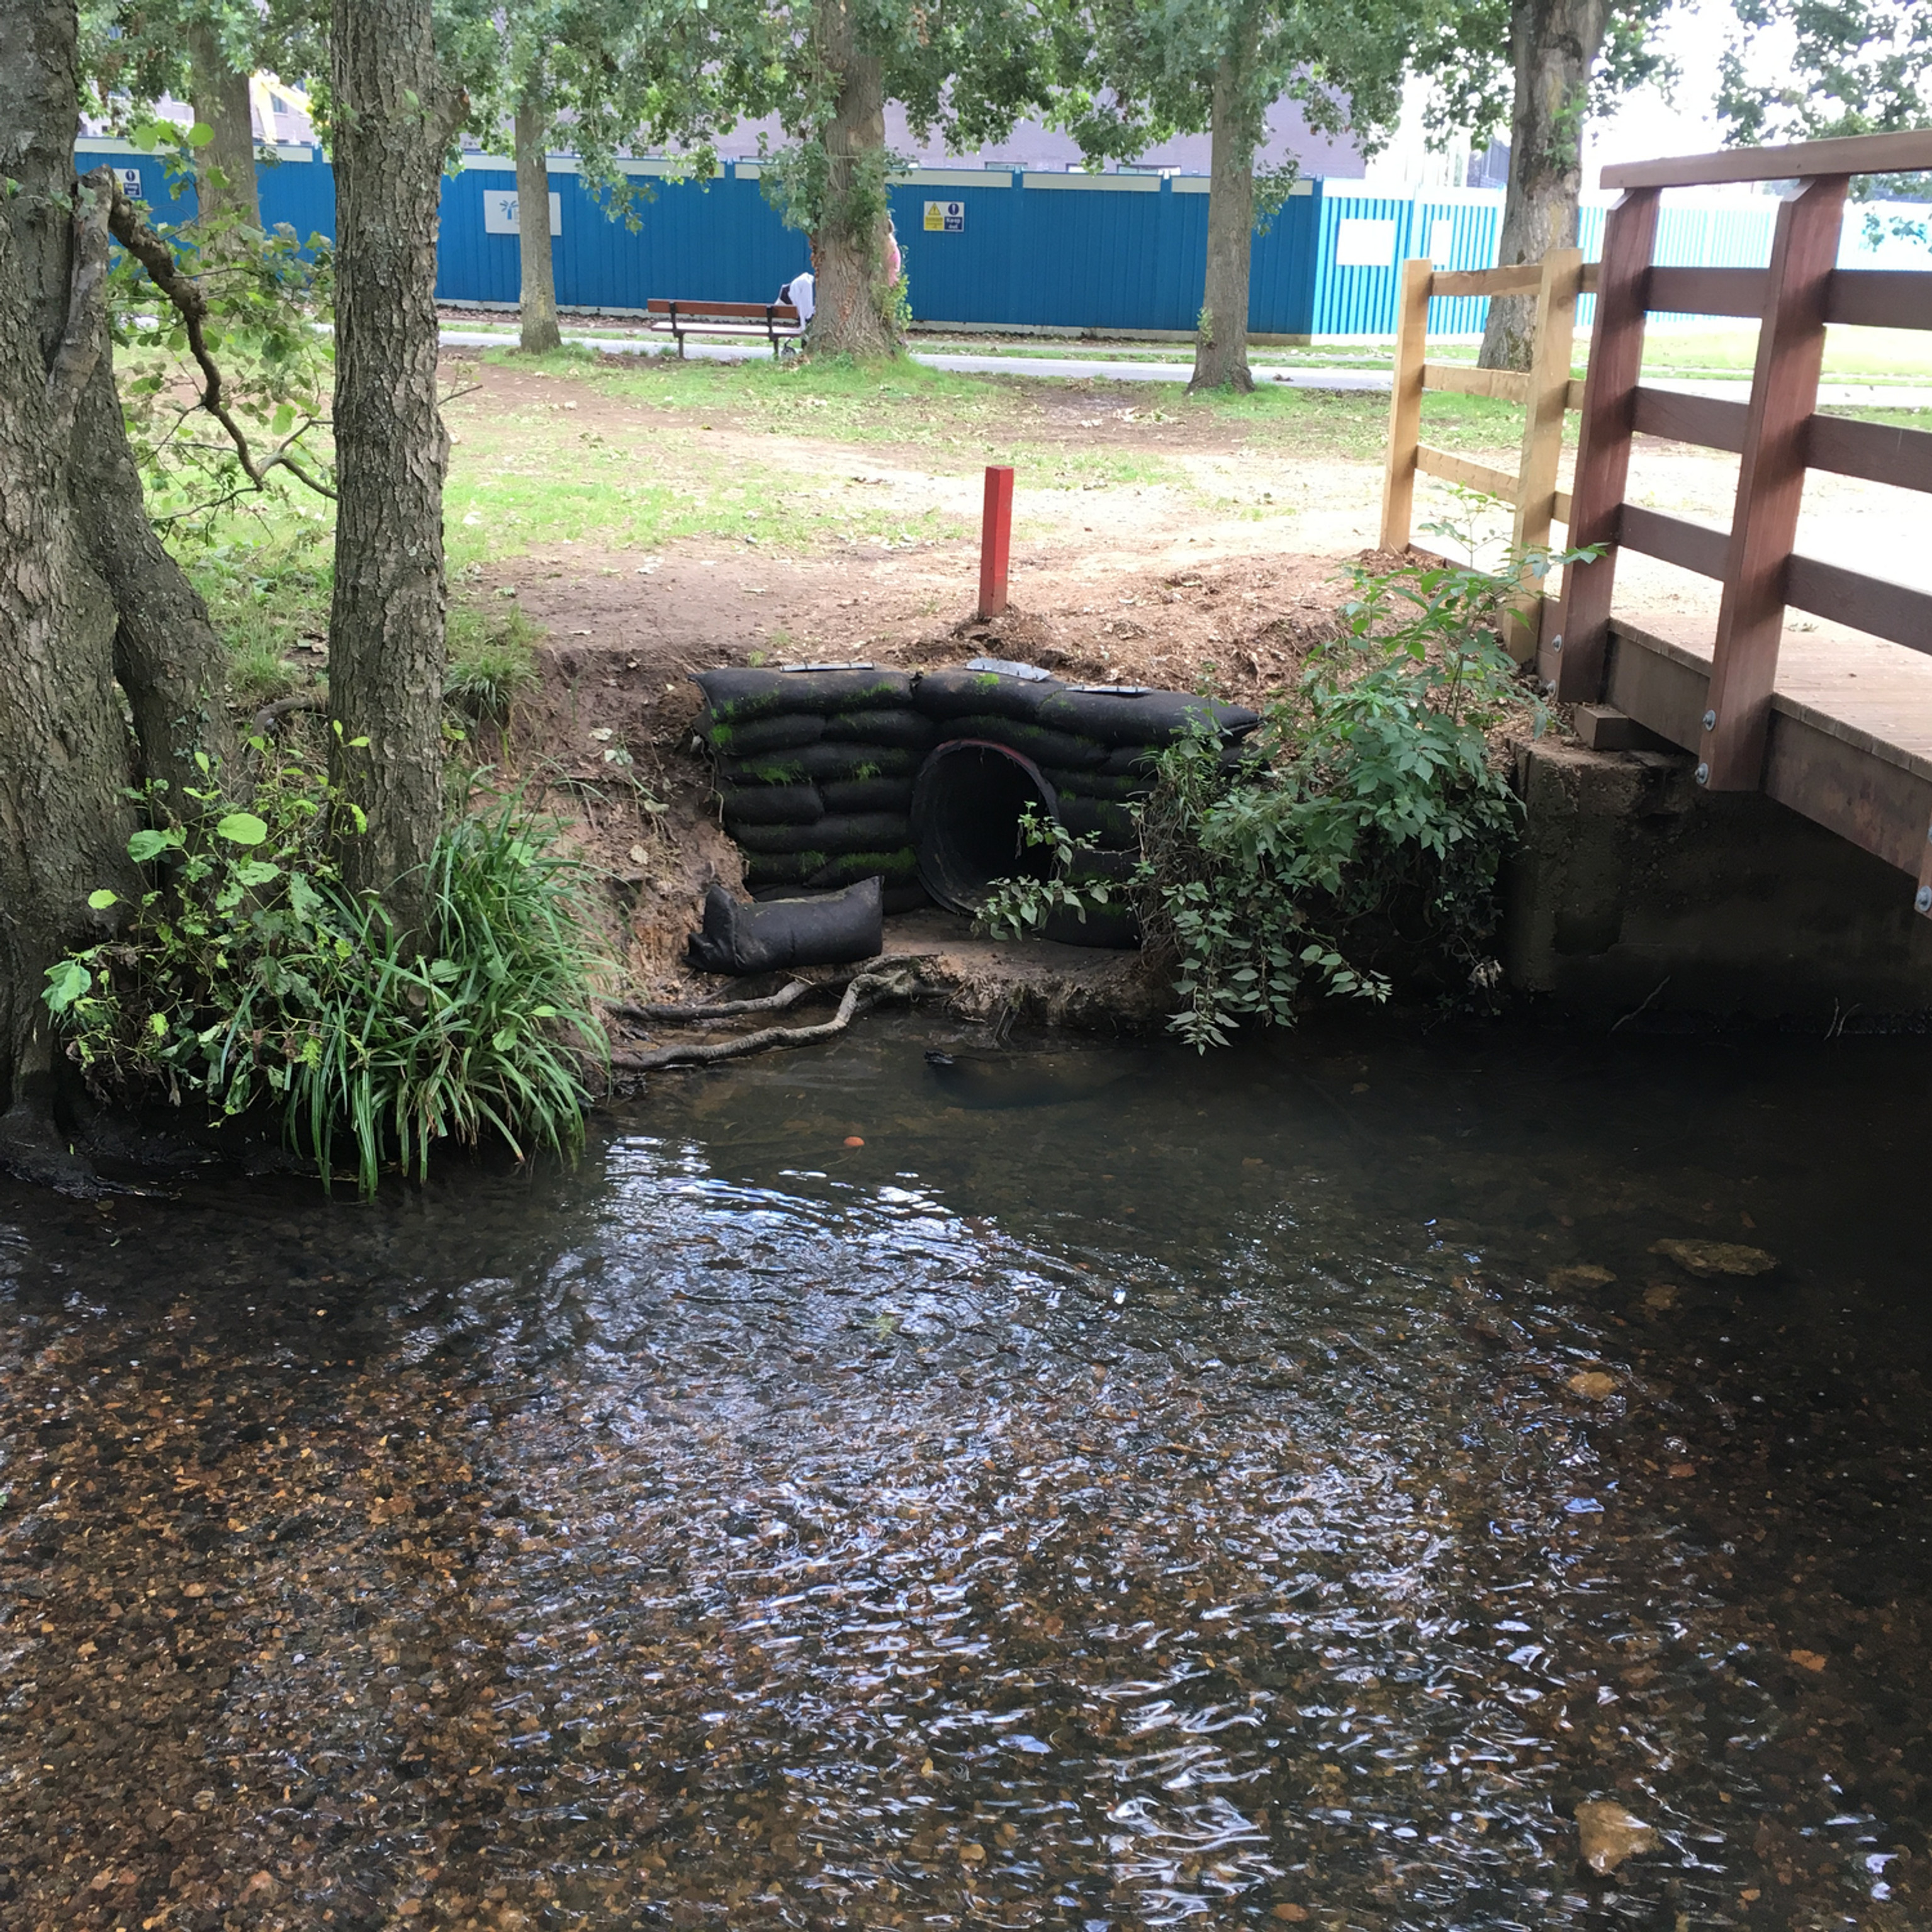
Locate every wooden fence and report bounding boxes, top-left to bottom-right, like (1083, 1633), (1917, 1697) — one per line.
(1378, 250), (1598, 658)
(1549, 130), (1932, 906)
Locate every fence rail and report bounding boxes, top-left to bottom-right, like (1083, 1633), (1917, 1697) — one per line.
(1378, 252), (1600, 658)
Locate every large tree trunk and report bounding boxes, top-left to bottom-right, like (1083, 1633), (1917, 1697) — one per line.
(514, 91), (562, 355)
(70, 366), (244, 809)
(186, 19), (262, 241)
(0, 11), (140, 1175)
(328, 0), (455, 943)
(1479, 0), (1610, 371)
(807, 0), (897, 358)
(1191, 41), (1261, 395)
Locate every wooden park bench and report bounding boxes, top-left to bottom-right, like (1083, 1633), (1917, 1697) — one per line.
(644, 298), (803, 357)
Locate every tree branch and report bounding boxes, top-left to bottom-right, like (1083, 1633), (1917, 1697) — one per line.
(103, 175), (337, 502)
(608, 969), (917, 1072)
(46, 169), (116, 444)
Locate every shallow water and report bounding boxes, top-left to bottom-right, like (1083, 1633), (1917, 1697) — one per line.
(3, 1013), (1931, 1931)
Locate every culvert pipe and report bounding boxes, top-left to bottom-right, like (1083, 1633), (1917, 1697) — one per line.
(912, 739), (1061, 914)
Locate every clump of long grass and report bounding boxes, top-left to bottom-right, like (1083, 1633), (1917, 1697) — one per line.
(45, 751), (607, 1195)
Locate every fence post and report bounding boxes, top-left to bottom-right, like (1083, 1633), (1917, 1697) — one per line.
(1508, 246), (1583, 662)
(1378, 257), (1432, 552)
(977, 465), (1015, 619)
(1549, 188), (1661, 700)
(1697, 174), (1848, 792)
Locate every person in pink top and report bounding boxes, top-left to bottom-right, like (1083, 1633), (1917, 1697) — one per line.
(884, 216), (901, 286)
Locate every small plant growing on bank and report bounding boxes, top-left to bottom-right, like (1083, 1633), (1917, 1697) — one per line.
(982, 533), (1588, 1046)
(44, 750), (607, 1195)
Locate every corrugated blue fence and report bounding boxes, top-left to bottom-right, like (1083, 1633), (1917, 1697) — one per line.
(77, 137), (1925, 342)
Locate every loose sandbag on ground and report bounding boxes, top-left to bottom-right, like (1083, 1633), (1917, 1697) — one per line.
(1036, 687), (1259, 747)
(822, 707), (938, 752)
(697, 710), (825, 755)
(721, 783), (824, 829)
(807, 848), (920, 890)
(729, 812), (913, 856)
(820, 776), (914, 814)
(945, 715), (1107, 770)
(1059, 797), (1139, 847)
(686, 877), (883, 975)
(721, 743), (919, 786)
(1040, 765), (1152, 803)
(692, 666), (916, 721)
(913, 666), (1064, 725)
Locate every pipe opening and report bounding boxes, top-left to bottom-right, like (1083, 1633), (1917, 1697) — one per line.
(913, 740), (1062, 915)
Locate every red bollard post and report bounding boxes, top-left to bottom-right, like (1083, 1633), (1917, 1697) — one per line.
(977, 464), (1014, 620)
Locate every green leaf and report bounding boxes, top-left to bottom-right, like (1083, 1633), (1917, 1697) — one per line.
(149, 1012), (169, 1038)
(271, 402), (295, 437)
(233, 860), (281, 888)
(43, 959), (90, 1014)
(87, 889), (119, 910)
(128, 828), (179, 863)
(215, 812), (269, 846)
(186, 121), (216, 149)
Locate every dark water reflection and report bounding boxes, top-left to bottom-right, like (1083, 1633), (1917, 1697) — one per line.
(3, 1014), (1930, 1931)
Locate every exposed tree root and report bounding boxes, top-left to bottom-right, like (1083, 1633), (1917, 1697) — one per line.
(609, 969), (918, 1074)
(599, 979), (814, 1028)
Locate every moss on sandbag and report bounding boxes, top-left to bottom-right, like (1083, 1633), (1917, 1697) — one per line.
(806, 848), (920, 890)
(730, 813), (913, 856)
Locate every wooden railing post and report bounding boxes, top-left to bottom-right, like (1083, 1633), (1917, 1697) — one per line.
(1508, 245), (1583, 661)
(1379, 257), (1432, 552)
(1697, 174), (1850, 791)
(1548, 188), (1660, 699)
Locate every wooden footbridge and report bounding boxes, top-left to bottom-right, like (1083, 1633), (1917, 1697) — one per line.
(1381, 130), (1932, 908)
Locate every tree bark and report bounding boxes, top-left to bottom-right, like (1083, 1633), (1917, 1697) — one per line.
(807, 0), (897, 359)
(514, 91), (562, 355)
(328, 0), (456, 942)
(0, 9), (140, 1169)
(186, 19), (262, 244)
(1479, 0), (1611, 371)
(1191, 39), (1261, 395)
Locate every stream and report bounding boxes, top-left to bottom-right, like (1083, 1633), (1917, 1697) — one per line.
(3, 1010), (1929, 1930)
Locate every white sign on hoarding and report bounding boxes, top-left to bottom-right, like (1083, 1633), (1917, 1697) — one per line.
(118, 166), (146, 201)
(1334, 217), (1398, 267)
(1429, 220), (1456, 267)
(923, 199), (965, 232)
(483, 189), (562, 237)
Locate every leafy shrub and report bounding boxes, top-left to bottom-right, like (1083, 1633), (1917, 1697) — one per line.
(982, 540), (1575, 1047)
(44, 749), (607, 1194)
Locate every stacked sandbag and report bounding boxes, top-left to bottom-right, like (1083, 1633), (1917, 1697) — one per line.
(913, 664), (1259, 850)
(692, 666), (936, 910)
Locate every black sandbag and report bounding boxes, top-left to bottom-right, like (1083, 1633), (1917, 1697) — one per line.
(882, 882), (931, 915)
(945, 714), (1106, 770)
(913, 665), (1064, 724)
(806, 847), (919, 890)
(721, 783), (824, 829)
(698, 709), (824, 755)
(821, 707), (938, 752)
(692, 666), (915, 722)
(1069, 846), (1138, 884)
(1042, 901), (1140, 949)
(720, 743), (919, 786)
(1040, 765), (1152, 803)
(1036, 687), (1259, 748)
(730, 812), (912, 856)
(743, 849), (827, 887)
(1099, 743), (1161, 777)
(686, 877), (883, 975)
(1059, 796), (1138, 848)
(820, 775), (914, 814)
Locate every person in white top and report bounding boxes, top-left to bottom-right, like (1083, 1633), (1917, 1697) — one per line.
(781, 269), (814, 323)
